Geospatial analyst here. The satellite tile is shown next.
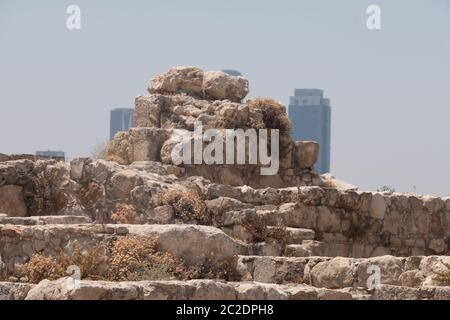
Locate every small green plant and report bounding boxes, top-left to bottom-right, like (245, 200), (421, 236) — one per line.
(110, 203), (141, 224)
(377, 186), (396, 193)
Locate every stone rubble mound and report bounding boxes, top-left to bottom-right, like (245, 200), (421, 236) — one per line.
(107, 66), (321, 189)
(0, 67), (449, 300)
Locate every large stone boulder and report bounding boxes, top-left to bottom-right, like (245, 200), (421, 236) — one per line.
(203, 71), (249, 103)
(356, 255), (403, 287)
(309, 258), (355, 289)
(149, 66), (204, 96)
(108, 170), (143, 200)
(127, 224), (247, 265)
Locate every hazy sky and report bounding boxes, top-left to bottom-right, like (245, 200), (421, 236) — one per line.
(0, 0), (449, 196)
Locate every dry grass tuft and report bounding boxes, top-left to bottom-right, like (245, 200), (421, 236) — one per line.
(110, 203), (141, 224)
(105, 132), (133, 165)
(25, 236), (241, 283)
(107, 236), (182, 281)
(160, 190), (210, 224)
(25, 253), (68, 284)
(248, 98), (291, 133)
(25, 246), (108, 284)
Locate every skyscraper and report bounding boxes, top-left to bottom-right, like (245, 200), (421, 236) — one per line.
(288, 89), (331, 174)
(222, 69), (243, 77)
(110, 108), (134, 140)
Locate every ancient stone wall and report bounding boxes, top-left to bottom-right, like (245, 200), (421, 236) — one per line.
(0, 66), (449, 300)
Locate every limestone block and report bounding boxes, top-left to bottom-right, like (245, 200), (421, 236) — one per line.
(129, 128), (169, 162)
(0, 185), (27, 217)
(134, 95), (165, 128)
(148, 66), (204, 96)
(294, 141), (319, 169)
(370, 194), (386, 220)
(310, 257), (355, 289)
(203, 71), (249, 103)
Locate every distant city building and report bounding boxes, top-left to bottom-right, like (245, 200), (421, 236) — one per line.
(110, 108), (134, 140)
(36, 150), (65, 160)
(222, 69), (243, 77)
(288, 89), (331, 174)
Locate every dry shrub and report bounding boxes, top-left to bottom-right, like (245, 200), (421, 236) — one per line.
(240, 215), (289, 246)
(26, 236), (241, 283)
(25, 253), (68, 284)
(160, 190), (210, 224)
(105, 132), (133, 165)
(107, 236), (183, 281)
(25, 246), (108, 284)
(248, 98), (291, 133)
(70, 246), (109, 280)
(110, 203), (141, 224)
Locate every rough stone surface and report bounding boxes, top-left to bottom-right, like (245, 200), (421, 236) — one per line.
(309, 258), (355, 289)
(0, 185), (27, 217)
(149, 66), (204, 96)
(1, 66), (449, 300)
(295, 141), (319, 169)
(203, 71), (249, 102)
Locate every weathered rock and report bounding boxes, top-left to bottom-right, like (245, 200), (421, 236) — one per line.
(370, 194), (386, 219)
(160, 129), (193, 165)
(294, 141), (319, 169)
(149, 66), (204, 96)
(373, 284), (435, 300)
(321, 173), (358, 191)
(148, 205), (174, 223)
(309, 257), (355, 289)
(108, 170), (143, 200)
(203, 71), (249, 103)
(134, 95), (165, 128)
(356, 256), (403, 287)
(127, 224), (247, 265)
(129, 128), (169, 162)
(419, 256), (450, 286)
(0, 185), (27, 217)
(0, 282), (34, 300)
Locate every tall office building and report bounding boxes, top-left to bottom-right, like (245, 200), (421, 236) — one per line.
(222, 69), (243, 77)
(288, 89), (331, 174)
(110, 108), (134, 140)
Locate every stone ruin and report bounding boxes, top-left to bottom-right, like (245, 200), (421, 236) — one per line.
(0, 66), (449, 300)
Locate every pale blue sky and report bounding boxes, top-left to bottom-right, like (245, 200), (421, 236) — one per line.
(0, 0), (449, 195)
